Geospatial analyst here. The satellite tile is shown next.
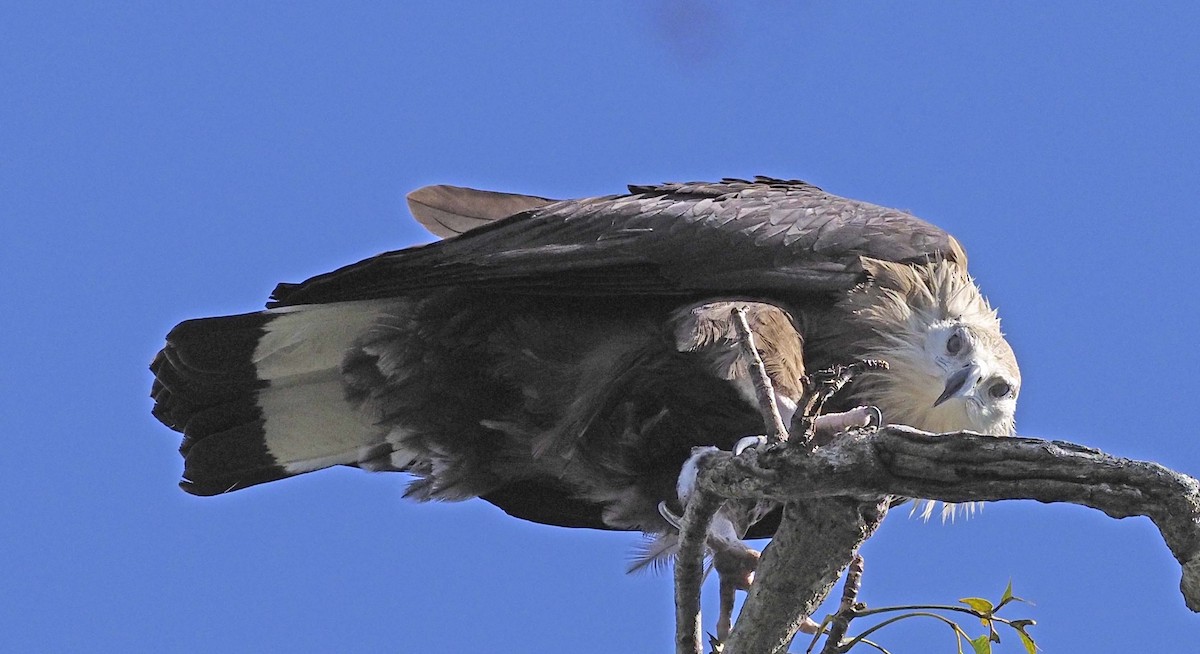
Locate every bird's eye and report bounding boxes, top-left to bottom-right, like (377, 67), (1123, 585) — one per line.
(946, 331), (963, 355)
(989, 381), (1012, 399)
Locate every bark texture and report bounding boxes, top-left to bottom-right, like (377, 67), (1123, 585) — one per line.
(675, 426), (1200, 654)
(723, 498), (888, 654)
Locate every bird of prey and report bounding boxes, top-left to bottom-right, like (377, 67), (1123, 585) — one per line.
(151, 177), (1019, 556)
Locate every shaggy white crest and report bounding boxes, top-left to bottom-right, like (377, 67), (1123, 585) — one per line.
(846, 260), (1020, 520)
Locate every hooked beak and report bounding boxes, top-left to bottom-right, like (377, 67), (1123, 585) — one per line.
(934, 364), (981, 407)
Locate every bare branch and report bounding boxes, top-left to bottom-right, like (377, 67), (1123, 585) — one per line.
(698, 425), (1200, 613)
(819, 554), (865, 654)
(675, 476), (724, 654)
(723, 498), (888, 654)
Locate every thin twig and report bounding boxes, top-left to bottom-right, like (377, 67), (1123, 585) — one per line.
(730, 307), (789, 441)
(819, 554), (865, 654)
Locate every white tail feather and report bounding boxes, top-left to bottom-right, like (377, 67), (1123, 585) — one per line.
(254, 300), (401, 380)
(254, 301), (409, 473)
(257, 378), (390, 473)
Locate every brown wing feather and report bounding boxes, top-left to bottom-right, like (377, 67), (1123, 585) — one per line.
(673, 301), (806, 401)
(406, 185), (555, 238)
(269, 177), (965, 307)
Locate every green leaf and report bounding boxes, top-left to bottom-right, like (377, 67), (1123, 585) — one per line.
(1016, 628), (1037, 654)
(997, 580), (1028, 608)
(1012, 621), (1037, 654)
(959, 597), (994, 615)
(969, 633), (992, 654)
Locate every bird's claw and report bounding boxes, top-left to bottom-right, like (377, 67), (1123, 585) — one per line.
(657, 501), (683, 529)
(795, 359), (889, 442)
(803, 358), (889, 400)
(733, 435), (768, 456)
(864, 405), (884, 430)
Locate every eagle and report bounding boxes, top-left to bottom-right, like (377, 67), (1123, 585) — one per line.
(150, 177), (1019, 559)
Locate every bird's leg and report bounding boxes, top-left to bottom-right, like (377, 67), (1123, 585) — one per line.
(707, 503), (759, 643)
(674, 450), (819, 645)
(721, 360), (890, 463)
(672, 452), (762, 579)
(670, 448), (769, 646)
(707, 506), (828, 639)
(795, 359), (888, 446)
(672, 358), (887, 645)
(695, 360), (884, 643)
(733, 404), (882, 457)
(809, 406), (882, 446)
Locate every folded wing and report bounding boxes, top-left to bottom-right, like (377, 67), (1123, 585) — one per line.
(271, 177), (966, 307)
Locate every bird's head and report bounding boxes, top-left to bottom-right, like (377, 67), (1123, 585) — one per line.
(846, 259), (1020, 436)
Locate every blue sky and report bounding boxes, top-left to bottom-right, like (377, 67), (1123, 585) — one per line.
(3, 2), (1198, 652)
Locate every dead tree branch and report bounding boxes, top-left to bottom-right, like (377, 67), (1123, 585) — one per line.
(724, 497), (888, 654)
(675, 478), (723, 654)
(817, 554), (865, 654)
(683, 427), (1200, 654)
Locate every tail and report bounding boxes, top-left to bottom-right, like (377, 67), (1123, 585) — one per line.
(151, 300), (409, 495)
